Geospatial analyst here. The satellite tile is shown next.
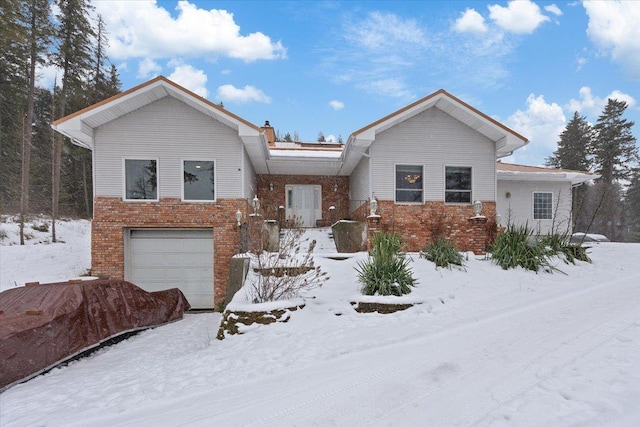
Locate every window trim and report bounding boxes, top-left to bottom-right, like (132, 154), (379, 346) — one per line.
(181, 158), (217, 202)
(444, 165), (473, 204)
(122, 157), (159, 202)
(533, 191), (553, 220)
(394, 164), (424, 204)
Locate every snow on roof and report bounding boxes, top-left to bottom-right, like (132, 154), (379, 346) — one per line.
(497, 162), (599, 186)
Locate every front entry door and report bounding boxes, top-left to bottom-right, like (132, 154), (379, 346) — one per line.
(285, 185), (321, 227)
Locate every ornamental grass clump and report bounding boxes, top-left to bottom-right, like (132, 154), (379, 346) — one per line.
(420, 236), (465, 270)
(489, 224), (550, 272)
(539, 233), (591, 264)
(356, 232), (417, 296)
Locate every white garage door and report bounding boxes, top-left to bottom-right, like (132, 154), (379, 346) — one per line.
(128, 229), (214, 309)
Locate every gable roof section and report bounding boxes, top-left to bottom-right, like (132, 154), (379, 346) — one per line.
(497, 162), (599, 186)
(52, 76), (268, 166)
(340, 89), (529, 175)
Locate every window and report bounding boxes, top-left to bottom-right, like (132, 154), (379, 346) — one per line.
(445, 166), (472, 203)
(533, 192), (553, 220)
(125, 159), (157, 200)
(396, 165), (423, 203)
(183, 160), (215, 201)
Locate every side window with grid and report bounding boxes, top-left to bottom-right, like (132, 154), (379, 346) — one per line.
(533, 192), (552, 220)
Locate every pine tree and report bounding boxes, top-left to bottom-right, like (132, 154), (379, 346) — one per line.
(49, 0), (95, 238)
(283, 132), (292, 142)
(591, 99), (638, 184)
(546, 112), (591, 171)
(589, 99), (638, 240)
(0, 0), (28, 212)
(19, 0), (54, 243)
(546, 111), (593, 233)
(317, 131), (326, 142)
(625, 169), (640, 242)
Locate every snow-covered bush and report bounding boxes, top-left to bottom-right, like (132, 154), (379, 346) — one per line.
(248, 226), (328, 303)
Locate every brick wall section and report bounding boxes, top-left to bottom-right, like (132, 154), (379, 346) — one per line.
(256, 175), (350, 224)
(92, 197), (248, 308)
(366, 200), (497, 254)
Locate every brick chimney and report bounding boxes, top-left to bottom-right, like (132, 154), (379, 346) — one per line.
(261, 120), (276, 147)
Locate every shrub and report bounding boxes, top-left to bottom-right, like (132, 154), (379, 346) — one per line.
(490, 224), (549, 272)
(420, 236), (464, 269)
(539, 233), (591, 264)
(249, 226), (328, 303)
(491, 225), (592, 272)
(31, 222), (49, 233)
(356, 232), (417, 296)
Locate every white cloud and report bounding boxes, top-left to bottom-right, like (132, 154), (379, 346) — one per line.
(95, 0), (286, 62)
(35, 63), (61, 89)
(221, 69), (231, 75)
(137, 58), (162, 79)
(566, 87), (637, 117)
(507, 94), (566, 160)
(583, 0), (640, 79)
(167, 64), (208, 98)
(544, 4), (562, 16)
(348, 11), (428, 51)
(488, 0), (550, 34)
(329, 100), (344, 110)
(454, 9), (488, 34)
(216, 84), (271, 103)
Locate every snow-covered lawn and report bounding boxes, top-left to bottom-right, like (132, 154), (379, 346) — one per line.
(1, 220), (639, 426)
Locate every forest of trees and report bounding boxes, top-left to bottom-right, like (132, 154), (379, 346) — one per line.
(0, 0), (121, 241)
(546, 100), (639, 242)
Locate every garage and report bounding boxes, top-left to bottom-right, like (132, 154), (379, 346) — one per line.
(127, 229), (214, 309)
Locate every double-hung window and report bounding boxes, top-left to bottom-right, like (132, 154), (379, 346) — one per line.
(533, 192), (552, 220)
(445, 166), (472, 203)
(395, 165), (423, 203)
(183, 160), (215, 201)
(124, 159), (157, 200)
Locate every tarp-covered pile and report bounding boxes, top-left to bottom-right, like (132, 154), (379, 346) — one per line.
(0, 279), (190, 391)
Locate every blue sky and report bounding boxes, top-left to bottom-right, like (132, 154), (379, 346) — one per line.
(45, 1), (639, 167)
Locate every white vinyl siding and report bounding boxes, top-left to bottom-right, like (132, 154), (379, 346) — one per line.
(497, 180), (573, 235)
(349, 154), (370, 213)
(243, 148), (256, 200)
(93, 97), (245, 199)
(369, 107), (496, 202)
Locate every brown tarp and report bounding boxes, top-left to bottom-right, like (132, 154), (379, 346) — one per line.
(0, 279), (190, 391)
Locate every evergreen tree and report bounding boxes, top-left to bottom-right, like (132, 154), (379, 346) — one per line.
(0, 0), (28, 212)
(589, 99), (638, 240)
(591, 99), (638, 184)
(625, 169), (640, 242)
(283, 132), (292, 142)
(546, 111), (591, 171)
(19, 0), (54, 243)
(49, 0), (95, 238)
(546, 111), (593, 233)
(317, 131), (326, 142)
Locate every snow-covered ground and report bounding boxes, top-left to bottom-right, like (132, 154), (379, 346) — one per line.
(1, 219), (639, 426)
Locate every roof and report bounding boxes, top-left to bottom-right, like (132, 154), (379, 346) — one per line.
(497, 162), (599, 186)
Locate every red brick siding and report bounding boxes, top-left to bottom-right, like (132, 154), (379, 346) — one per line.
(365, 200), (497, 254)
(256, 175), (350, 225)
(92, 197), (248, 309)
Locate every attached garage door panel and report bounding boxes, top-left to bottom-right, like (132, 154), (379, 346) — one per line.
(129, 229), (214, 309)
